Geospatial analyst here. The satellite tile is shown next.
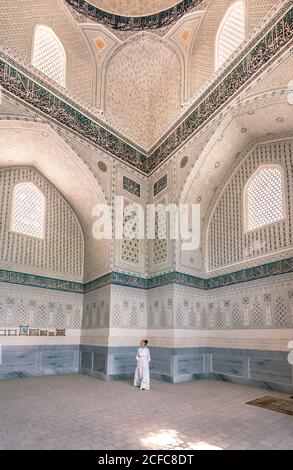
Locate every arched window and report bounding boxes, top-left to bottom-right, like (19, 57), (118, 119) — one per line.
(32, 25), (66, 86)
(10, 183), (45, 239)
(244, 164), (286, 233)
(215, 1), (245, 70)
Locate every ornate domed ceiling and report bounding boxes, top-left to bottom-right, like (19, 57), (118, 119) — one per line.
(88, 1), (185, 17)
(67, 1), (205, 30)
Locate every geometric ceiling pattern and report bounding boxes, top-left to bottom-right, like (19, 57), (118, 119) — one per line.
(0, 2), (292, 174)
(104, 35), (181, 150)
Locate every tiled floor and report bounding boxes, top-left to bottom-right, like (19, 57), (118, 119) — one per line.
(0, 374), (292, 450)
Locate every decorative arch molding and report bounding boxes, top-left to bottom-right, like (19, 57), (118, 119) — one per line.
(58, 130), (112, 206)
(178, 87), (292, 206)
(176, 89), (293, 278)
(0, 92), (112, 205)
(0, 164), (85, 281)
(1, 3), (290, 171)
(204, 135), (293, 274)
(0, 119), (111, 282)
(79, 23), (121, 111)
(178, 110), (232, 206)
(80, 24), (186, 111)
(165, 10), (205, 102)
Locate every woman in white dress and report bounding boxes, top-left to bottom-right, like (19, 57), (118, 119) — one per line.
(134, 339), (151, 390)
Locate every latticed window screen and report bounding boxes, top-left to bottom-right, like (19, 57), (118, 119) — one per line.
(245, 166), (285, 232)
(216, 2), (245, 69)
(11, 183), (45, 239)
(32, 25), (66, 86)
(0, 167), (84, 281)
(208, 140), (292, 271)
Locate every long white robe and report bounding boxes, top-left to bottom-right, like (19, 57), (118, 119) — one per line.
(134, 347), (151, 390)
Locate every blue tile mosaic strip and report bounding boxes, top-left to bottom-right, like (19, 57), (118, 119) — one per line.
(0, 268), (83, 293)
(84, 257), (293, 292)
(123, 176), (141, 197)
(154, 174), (168, 196)
(0, 257), (292, 293)
(0, 54), (148, 172)
(207, 257), (293, 289)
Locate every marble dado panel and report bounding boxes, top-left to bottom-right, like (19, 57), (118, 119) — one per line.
(79, 345), (293, 393)
(0, 345), (80, 379)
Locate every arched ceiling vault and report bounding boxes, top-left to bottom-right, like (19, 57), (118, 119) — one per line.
(180, 95), (293, 220)
(0, 0), (291, 171)
(104, 33), (182, 151)
(0, 120), (110, 283)
(176, 91), (293, 277)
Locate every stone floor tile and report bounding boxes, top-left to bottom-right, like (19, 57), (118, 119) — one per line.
(0, 374), (292, 450)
